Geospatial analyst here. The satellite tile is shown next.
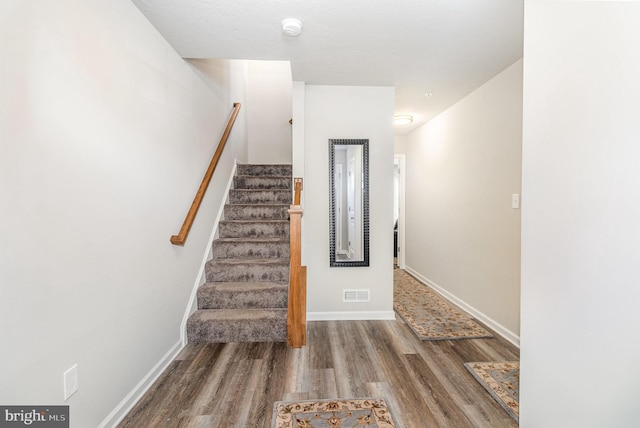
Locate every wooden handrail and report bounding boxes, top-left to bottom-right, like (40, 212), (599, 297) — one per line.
(287, 181), (306, 348)
(170, 103), (241, 246)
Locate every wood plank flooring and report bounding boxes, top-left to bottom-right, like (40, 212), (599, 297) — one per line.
(117, 317), (519, 428)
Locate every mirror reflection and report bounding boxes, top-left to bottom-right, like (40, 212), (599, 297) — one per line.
(329, 139), (369, 267)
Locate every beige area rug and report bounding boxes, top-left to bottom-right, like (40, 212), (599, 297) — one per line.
(393, 269), (493, 340)
(272, 398), (396, 427)
(465, 361), (520, 422)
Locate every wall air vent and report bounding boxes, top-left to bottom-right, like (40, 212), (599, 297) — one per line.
(343, 289), (370, 303)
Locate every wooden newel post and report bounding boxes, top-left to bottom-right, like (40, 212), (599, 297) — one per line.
(287, 201), (306, 348)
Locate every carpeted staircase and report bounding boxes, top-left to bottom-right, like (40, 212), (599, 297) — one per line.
(187, 164), (292, 343)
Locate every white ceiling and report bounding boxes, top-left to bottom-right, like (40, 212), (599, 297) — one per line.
(132, 0), (523, 135)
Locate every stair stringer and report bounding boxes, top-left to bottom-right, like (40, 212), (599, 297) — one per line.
(179, 159), (239, 346)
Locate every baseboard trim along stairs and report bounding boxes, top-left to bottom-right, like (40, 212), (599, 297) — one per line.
(186, 164), (292, 343)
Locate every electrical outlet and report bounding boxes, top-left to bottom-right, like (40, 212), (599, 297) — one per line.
(63, 364), (79, 401)
(511, 194), (520, 209)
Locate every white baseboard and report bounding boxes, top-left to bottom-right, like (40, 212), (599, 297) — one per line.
(404, 266), (520, 348)
(307, 311), (396, 321)
(99, 340), (183, 428)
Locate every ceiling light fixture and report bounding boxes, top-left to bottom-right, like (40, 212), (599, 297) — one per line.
(281, 18), (303, 37)
(394, 114), (413, 126)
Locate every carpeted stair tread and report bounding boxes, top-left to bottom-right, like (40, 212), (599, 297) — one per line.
(224, 204), (290, 220)
(234, 175), (292, 189)
(218, 220), (289, 239)
(213, 238), (290, 259)
(210, 258), (289, 265)
(236, 164), (292, 177)
(206, 258), (289, 282)
(191, 308), (287, 321)
(187, 308), (287, 343)
(214, 237), (288, 243)
(219, 219), (290, 224)
(197, 281), (288, 309)
(228, 189), (292, 204)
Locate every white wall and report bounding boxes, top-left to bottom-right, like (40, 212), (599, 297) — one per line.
(187, 58), (250, 163)
(187, 59), (249, 138)
(247, 61), (292, 164)
(302, 85), (395, 319)
(0, 1), (247, 427)
(394, 135), (408, 154)
(521, 2), (640, 426)
(190, 59), (291, 165)
(292, 82), (306, 208)
(404, 60), (523, 342)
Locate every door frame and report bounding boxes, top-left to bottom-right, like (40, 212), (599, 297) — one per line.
(394, 154), (406, 269)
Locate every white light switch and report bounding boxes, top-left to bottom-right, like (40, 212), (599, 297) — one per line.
(63, 364), (79, 401)
(512, 194), (520, 209)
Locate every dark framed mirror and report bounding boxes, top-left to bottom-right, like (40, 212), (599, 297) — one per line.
(329, 138), (369, 267)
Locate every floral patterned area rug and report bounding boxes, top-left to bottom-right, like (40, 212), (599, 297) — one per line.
(464, 361), (520, 422)
(271, 398), (396, 428)
(393, 269), (493, 340)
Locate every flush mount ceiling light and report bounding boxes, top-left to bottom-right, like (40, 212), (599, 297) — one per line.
(281, 18), (303, 37)
(394, 114), (414, 126)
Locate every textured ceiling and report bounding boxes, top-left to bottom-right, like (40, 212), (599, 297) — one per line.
(132, 0), (523, 135)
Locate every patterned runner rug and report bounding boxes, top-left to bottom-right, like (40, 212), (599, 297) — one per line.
(271, 398), (396, 427)
(393, 269), (493, 340)
(464, 361), (520, 422)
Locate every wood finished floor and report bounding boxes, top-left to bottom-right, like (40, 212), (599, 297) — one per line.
(117, 318), (519, 428)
